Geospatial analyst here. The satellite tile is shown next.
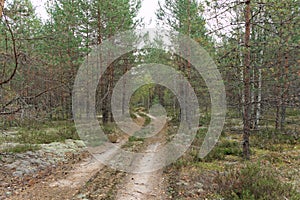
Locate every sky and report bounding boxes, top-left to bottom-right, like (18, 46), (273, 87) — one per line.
(30, 0), (230, 42)
(31, 0), (48, 20)
(138, 0), (159, 28)
(31, 0), (159, 28)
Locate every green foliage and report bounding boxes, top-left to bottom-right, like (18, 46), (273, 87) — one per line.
(16, 121), (79, 144)
(143, 116), (151, 127)
(199, 113), (211, 126)
(2, 144), (40, 153)
(202, 139), (242, 162)
(252, 129), (299, 151)
(286, 108), (300, 117)
(101, 123), (117, 135)
(172, 157), (189, 168)
(157, 0), (214, 51)
(214, 162), (300, 200)
(130, 112), (137, 119)
(137, 112), (151, 127)
(128, 136), (144, 142)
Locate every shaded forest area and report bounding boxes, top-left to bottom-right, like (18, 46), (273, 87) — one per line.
(0, 0), (299, 199)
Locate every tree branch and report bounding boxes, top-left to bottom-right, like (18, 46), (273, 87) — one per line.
(0, 14), (19, 86)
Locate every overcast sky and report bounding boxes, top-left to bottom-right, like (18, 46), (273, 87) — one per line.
(31, 0), (159, 28)
(30, 0), (230, 42)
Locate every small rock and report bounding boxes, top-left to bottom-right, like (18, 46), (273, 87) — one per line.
(26, 151), (36, 157)
(76, 193), (88, 199)
(12, 171), (23, 177)
(2, 157), (15, 164)
(176, 180), (189, 186)
(0, 182), (9, 187)
(30, 158), (44, 165)
(6, 162), (18, 169)
(6, 191), (12, 196)
(20, 160), (30, 166)
(15, 153), (23, 158)
(194, 182), (203, 188)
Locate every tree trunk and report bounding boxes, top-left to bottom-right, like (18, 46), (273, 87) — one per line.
(254, 4), (265, 130)
(122, 58), (128, 115)
(0, 0), (4, 18)
(275, 54), (282, 130)
(109, 64), (114, 123)
(186, 0), (191, 125)
(96, 3), (109, 124)
(255, 67), (262, 129)
(280, 53), (289, 129)
(253, 24), (263, 130)
(242, 0), (251, 160)
(236, 0), (244, 119)
(251, 67), (255, 129)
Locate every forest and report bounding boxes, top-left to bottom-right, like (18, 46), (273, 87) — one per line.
(0, 0), (299, 199)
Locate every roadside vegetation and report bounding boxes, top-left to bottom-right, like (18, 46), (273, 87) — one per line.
(164, 112), (300, 199)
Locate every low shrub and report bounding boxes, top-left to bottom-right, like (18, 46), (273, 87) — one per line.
(252, 129), (299, 151)
(214, 162), (300, 200)
(101, 123), (116, 134)
(17, 122), (79, 144)
(201, 140), (242, 162)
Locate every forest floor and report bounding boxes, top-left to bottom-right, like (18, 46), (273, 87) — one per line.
(0, 115), (299, 200)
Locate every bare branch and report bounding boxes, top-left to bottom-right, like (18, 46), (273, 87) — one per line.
(0, 14), (19, 86)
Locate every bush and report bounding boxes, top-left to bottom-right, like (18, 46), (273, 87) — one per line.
(214, 162), (300, 200)
(201, 140), (242, 162)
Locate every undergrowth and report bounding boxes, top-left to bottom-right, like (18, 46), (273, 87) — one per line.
(252, 129), (299, 151)
(2, 144), (40, 153)
(214, 162), (300, 200)
(17, 121), (79, 144)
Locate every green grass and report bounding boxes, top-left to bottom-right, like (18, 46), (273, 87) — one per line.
(285, 108), (300, 117)
(101, 122), (117, 134)
(200, 139), (242, 162)
(16, 121), (79, 144)
(2, 144), (40, 153)
(128, 136), (144, 142)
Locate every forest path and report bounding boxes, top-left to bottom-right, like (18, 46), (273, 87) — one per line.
(116, 112), (168, 199)
(115, 127), (168, 200)
(8, 112), (169, 199)
(77, 112), (169, 199)
(10, 139), (127, 200)
(10, 155), (102, 200)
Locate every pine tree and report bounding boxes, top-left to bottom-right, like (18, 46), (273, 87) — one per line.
(0, 0), (5, 18)
(0, 0), (44, 118)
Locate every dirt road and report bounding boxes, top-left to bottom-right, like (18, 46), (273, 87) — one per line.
(6, 113), (168, 200)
